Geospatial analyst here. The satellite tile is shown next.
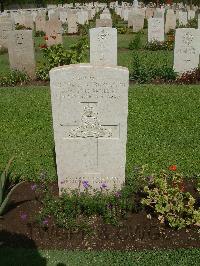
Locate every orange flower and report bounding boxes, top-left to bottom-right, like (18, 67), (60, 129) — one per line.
(169, 165), (177, 171)
(39, 44), (47, 49)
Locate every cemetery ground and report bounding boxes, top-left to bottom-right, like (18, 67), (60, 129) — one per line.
(1, 30), (200, 263)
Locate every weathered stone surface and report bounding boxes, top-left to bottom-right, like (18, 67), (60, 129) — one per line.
(178, 11), (188, 26)
(173, 28), (200, 74)
(0, 19), (13, 48)
(145, 8), (154, 19)
(35, 13), (46, 32)
(148, 17), (164, 42)
(96, 18), (112, 28)
(45, 18), (63, 46)
(8, 30), (36, 78)
(132, 13), (144, 32)
(90, 27), (117, 66)
(188, 10), (195, 20)
(67, 11), (78, 34)
(50, 64), (129, 193)
(165, 11), (176, 33)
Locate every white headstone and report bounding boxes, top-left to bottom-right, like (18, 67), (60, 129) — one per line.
(132, 13), (144, 32)
(8, 30), (36, 78)
(148, 17), (164, 42)
(173, 28), (200, 74)
(178, 11), (188, 26)
(90, 27), (117, 66)
(165, 11), (176, 33)
(50, 64), (129, 193)
(0, 18), (13, 48)
(96, 18), (112, 28)
(188, 10), (195, 20)
(67, 11), (78, 34)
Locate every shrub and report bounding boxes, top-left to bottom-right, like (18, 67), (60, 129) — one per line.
(129, 32), (142, 50)
(78, 23), (90, 36)
(176, 68), (200, 84)
(143, 18), (148, 29)
(0, 46), (8, 55)
(0, 70), (29, 87)
(141, 168), (200, 229)
(35, 30), (46, 37)
(15, 24), (31, 30)
(36, 37), (88, 81)
(130, 53), (177, 83)
(179, 18), (198, 29)
(117, 26), (127, 34)
(0, 158), (24, 216)
(145, 40), (174, 51)
(36, 166), (145, 231)
(156, 65), (177, 81)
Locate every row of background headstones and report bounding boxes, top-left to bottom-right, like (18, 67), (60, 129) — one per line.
(0, 4), (200, 77)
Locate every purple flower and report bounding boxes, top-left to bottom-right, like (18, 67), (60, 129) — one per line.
(42, 219), (48, 226)
(20, 213), (27, 221)
(107, 203), (112, 209)
(31, 184), (37, 191)
(115, 191), (121, 198)
(82, 180), (89, 189)
(100, 183), (107, 189)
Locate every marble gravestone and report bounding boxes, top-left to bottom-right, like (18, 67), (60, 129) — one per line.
(148, 17), (164, 42)
(178, 11), (188, 26)
(165, 11), (176, 33)
(45, 19), (63, 46)
(173, 28), (200, 74)
(8, 30), (36, 78)
(50, 64), (129, 193)
(90, 27), (117, 66)
(132, 14), (144, 32)
(35, 14), (46, 32)
(67, 12), (78, 34)
(198, 15), (200, 29)
(0, 19), (13, 48)
(96, 18), (112, 28)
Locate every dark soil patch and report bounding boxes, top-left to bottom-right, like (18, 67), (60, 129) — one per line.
(1, 181), (200, 251)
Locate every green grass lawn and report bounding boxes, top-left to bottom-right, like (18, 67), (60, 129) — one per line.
(1, 248), (200, 265)
(0, 84), (199, 181)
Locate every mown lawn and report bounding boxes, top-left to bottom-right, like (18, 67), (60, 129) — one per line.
(1, 248), (200, 265)
(0, 84), (199, 181)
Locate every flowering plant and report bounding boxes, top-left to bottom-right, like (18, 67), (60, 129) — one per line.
(141, 168), (200, 229)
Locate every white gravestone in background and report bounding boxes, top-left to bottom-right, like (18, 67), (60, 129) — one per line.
(132, 14), (144, 32)
(0, 19), (13, 48)
(178, 11), (188, 26)
(198, 15), (200, 29)
(8, 30), (36, 78)
(45, 19), (63, 46)
(96, 19), (112, 28)
(50, 64), (129, 193)
(173, 28), (200, 74)
(188, 10), (195, 20)
(67, 12), (78, 34)
(165, 11), (176, 33)
(90, 27), (117, 66)
(148, 17), (164, 42)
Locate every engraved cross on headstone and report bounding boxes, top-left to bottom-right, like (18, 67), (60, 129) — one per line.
(61, 102), (119, 169)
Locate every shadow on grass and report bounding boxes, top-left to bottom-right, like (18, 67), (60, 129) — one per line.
(0, 230), (47, 265)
